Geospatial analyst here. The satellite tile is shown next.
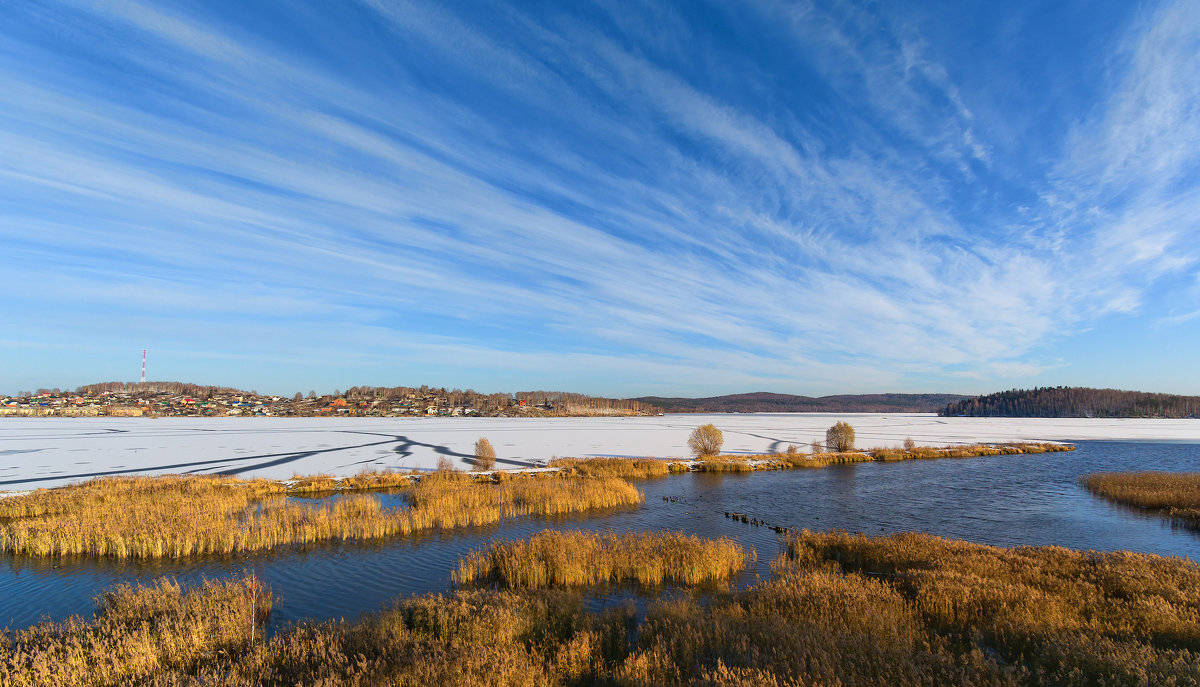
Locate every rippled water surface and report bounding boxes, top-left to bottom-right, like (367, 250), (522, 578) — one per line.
(4, 440), (1199, 630)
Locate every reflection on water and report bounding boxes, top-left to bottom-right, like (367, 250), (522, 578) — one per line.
(3, 440), (1199, 631)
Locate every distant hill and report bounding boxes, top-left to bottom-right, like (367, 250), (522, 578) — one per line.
(939, 387), (1200, 418)
(632, 392), (969, 413)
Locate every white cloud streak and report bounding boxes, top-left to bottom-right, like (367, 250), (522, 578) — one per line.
(2, 0), (1198, 394)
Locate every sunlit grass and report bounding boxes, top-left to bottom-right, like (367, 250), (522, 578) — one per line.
(771, 442), (1073, 469)
(695, 456), (754, 472)
(779, 529), (1200, 665)
(454, 530), (750, 588)
(867, 442), (1073, 461)
(549, 457), (670, 479)
(0, 575), (270, 687)
(0, 472), (641, 559)
(8, 529), (1198, 685)
(1082, 471), (1200, 525)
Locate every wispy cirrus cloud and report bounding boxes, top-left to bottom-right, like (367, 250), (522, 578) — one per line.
(1, 0), (1198, 395)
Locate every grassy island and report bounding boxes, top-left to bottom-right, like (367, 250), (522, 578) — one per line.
(1082, 471), (1200, 526)
(454, 530), (750, 588)
(0, 472), (641, 559)
(670, 441), (1074, 473)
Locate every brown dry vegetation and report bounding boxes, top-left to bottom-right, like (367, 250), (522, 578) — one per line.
(0, 576), (271, 687)
(8, 530), (1198, 686)
(868, 442), (1073, 461)
(773, 529), (1200, 685)
(695, 456), (754, 473)
(549, 457), (670, 479)
(0, 472), (641, 559)
(652, 442), (1073, 475)
(453, 530), (750, 588)
(1082, 471), (1200, 525)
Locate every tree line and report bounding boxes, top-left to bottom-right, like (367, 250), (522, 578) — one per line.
(75, 382), (246, 398)
(638, 392), (968, 413)
(940, 387), (1200, 418)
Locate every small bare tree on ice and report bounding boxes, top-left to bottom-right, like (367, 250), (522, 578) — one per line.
(688, 424), (723, 458)
(474, 437), (497, 471)
(825, 422), (855, 453)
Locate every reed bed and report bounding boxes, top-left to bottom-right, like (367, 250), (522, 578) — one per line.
(690, 442), (1075, 472)
(868, 442), (1073, 461)
(783, 450), (873, 467)
(0, 473), (641, 559)
(0, 474), (284, 520)
(12, 529), (1198, 685)
(0, 575), (270, 687)
(549, 457), (670, 479)
(695, 456), (754, 472)
(772, 529), (1200, 683)
(288, 469), (417, 493)
(285, 474), (339, 493)
(7, 529), (1199, 685)
(402, 472), (642, 530)
(453, 530), (750, 588)
(1082, 471), (1200, 524)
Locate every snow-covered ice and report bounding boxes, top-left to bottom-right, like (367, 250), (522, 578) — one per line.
(1, 414), (1198, 491)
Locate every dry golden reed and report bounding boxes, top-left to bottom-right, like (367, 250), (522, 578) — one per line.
(0, 575), (270, 687)
(7, 528), (1199, 686)
(867, 442), (1073, 461)
(1082, 471), (1200, 525)
(774, 529), (1200, 683)
(549, 457), (670, 479)
(766, 442), (1072, 470)
(655, 443), (1073, 474)
(453, 530), (750, 588)
(0, 472), (641, 559)
(695, 457), (754, 473)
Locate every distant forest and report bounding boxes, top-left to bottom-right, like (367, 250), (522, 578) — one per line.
(632, 392), (969, 413)
(940, 387), (1200, 418)
(76, 381), (244, 397)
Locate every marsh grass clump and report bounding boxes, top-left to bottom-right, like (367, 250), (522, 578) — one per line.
(0, 474), (285, 521)
(550, 457), (670, 479)
(1082, 471), (1200, 525)
(0, 473), (642, 559)
(774, 529), (1200, 684)
(777, 442), (1072, 467)
(696, 457), (754, 473)
(338, 469), (414, 491)
(0, 575), (270, 687)
(404, 473), (642, 531)
(454, 530), (750, 588)
(287, 474), (338, 494)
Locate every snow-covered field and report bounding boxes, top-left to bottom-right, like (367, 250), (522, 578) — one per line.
(2, 414), (1199, 491)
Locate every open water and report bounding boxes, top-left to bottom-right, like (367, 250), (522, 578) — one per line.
(3, 440), (1198, 631)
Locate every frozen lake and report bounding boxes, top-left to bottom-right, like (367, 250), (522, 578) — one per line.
(3, 414), (1200, 491)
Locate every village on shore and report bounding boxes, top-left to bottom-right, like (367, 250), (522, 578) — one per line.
(0, 386), (659, 419)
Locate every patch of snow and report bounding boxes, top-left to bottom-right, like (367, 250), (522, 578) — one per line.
(0, 414), (1197, 491)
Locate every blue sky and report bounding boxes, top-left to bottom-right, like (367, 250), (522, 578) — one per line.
(2, 0), (1199, 397)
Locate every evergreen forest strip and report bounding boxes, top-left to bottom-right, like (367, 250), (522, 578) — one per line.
(940, 387), (1200, 418)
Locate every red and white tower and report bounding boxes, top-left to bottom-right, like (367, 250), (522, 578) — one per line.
(140, 349), (146, 384)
